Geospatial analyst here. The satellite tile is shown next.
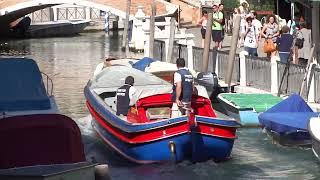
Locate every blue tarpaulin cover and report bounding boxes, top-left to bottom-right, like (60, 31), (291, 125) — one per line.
(258, 94), (320, 133)
(0, 58), (51, 111)
(132, 57), (155, 71)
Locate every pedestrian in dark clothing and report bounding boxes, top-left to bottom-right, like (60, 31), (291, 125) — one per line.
(276, 25), (293, 63)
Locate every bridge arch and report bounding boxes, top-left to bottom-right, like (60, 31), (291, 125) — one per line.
(0, 0), (177, 23)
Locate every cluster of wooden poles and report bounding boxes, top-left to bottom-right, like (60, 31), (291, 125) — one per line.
(120, 1), (242, 91)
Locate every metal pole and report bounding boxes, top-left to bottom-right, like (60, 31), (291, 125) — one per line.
(300, 46), (315, 96)
(225, 15), (241, 88)
(149, 0), (156, 58)
(202, 12), (213, 72)
(122, 0), (131, 56)
(167, 17), (176, 63)
(312, 1), (320, 60)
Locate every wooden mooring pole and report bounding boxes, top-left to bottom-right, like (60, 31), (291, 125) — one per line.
(202, 13), (213, 72)
(149, 0), (156, 59)
(122, 0), (131, 56)
(225, 15), (241, 88)
(167, 18), (176, 63)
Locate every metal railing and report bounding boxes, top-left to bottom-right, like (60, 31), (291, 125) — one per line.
(29, 8), (51, 23)
(217, 51), (240, 83)
(277, 62), (307, 99)
(192, 46), (204, 72)
(153, 39), (166, 61)
(41, 72), (53, 96)
(58, 7), (86, 20)
(245, 56), (271, 91)
(172, 43), (188, 66)
(192, 47), (219, 72)
(314, 68), (320, 103)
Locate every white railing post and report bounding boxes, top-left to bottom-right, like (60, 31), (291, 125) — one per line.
(215, 51), (219, 77)
(133, 6), (146, 51)
(52, 7), (58, 21)
(143, 18), (150, 57)
(239, 51), (248, 86)
(85, 7), (91, 20)
(187, 38), (194, 70)
(270, 58), (279, 94)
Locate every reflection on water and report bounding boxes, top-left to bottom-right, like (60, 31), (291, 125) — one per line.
(1, 32), (320, 179)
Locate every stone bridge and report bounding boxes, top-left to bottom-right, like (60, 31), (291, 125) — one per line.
(0, 0), (178, 30)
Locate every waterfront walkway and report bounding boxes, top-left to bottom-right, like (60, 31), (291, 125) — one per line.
(186, 27), (267, 57)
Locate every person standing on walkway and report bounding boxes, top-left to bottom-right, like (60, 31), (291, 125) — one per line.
(297, 22), (312, 66)
(260, 14), (280, 58)
(171, 58), (195, 116)
(197, 10), (208, 48)
(243, 16), (259, 56)
(219, 3), (225, 46)
(250, 11), (262, 35)
(211, 3), (224, 50)
(276, 25), (294, 63)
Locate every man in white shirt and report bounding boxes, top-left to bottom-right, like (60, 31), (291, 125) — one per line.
(243, 16), (259, 56)
(250, 11), (262, 32)
(172, 58), (195, 116)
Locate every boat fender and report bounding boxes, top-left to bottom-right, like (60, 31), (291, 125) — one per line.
(168, 141), (177, 162)
(95, 164), (110, 180)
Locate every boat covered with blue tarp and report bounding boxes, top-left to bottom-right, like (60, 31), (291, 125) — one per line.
(0, 58), (51, 112)
(259, 94), (320, 146)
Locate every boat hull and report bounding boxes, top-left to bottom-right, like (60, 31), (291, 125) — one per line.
(308, 117), (320, 160)
(217, 95), (259, 127)
(0, 162), (96, 180)
(263, 127), (311, 147)
(92, 116), (237, 163)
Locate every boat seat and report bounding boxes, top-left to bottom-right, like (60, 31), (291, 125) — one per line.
(104, 97), (117, 112)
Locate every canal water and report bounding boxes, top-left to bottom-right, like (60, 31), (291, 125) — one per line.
(1, 32), (320, 179)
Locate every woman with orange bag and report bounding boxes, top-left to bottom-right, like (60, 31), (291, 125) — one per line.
(260, 14), (280, 58)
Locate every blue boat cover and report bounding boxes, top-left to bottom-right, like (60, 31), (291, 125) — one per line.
(132, 57), (155, 71)
(259, 94), (320, 133)
(0, 58), (51, 111)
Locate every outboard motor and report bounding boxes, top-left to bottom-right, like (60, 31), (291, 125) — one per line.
(195, 72), (219, 99)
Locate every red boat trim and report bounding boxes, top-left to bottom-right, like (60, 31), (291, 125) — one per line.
(92, 124), (156, 164)
(196, 115), (240, 128)
(196, 123), (237, 139)
(87, 102), (189, 144)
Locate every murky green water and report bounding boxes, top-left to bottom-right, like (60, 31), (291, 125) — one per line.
(1, 32), (320, 179)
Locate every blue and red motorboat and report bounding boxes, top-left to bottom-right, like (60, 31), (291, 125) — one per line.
(85, 65), (240, 163)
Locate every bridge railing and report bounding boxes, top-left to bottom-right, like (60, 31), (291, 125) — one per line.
(27, 6), (104, 23)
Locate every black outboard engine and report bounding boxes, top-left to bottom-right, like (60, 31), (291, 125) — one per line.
(195, 72), (219, 100)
